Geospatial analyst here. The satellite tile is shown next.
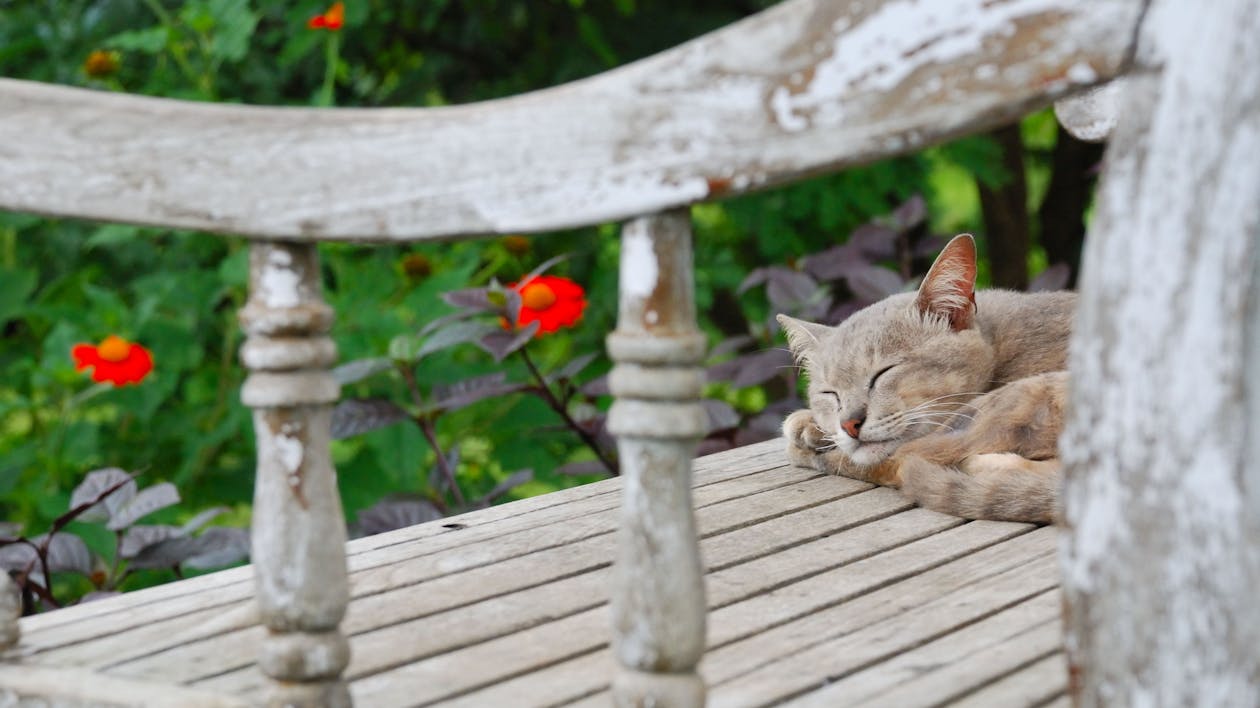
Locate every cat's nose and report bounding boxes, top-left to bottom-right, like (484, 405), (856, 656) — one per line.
(841, 417), (864, 439)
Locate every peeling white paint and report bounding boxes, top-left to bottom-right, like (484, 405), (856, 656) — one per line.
(275, 423), (304, 475)
(769, 85), (809, 132)
(621, 220), (659, 299)
(260, 248), (302, 308)
(775, 0), (1062, 130)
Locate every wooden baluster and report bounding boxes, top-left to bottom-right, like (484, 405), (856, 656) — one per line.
(0, 573), (18, 651)
(607, 209), (708, 708)
(239, 242), (351, 708)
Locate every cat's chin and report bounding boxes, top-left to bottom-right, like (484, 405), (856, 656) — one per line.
(847, 441), (898, 467)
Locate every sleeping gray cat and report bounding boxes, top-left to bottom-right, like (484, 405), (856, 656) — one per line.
(780, 234), (1074, 523)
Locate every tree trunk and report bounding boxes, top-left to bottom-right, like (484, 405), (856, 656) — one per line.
(977, 124), (1029, 289)
(1060, 1), (1260, 705)
(1037, 126), (1104, 288)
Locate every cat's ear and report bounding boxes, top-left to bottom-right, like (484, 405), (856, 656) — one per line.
(916, 234), (978, 331)
(777, 314), (831, 365)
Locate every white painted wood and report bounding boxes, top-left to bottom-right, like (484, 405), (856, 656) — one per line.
(0, 0), (1140, 241)
(607, 210), (708, 707)
(239, 242), (351, 707)
(1054, 81), (1123, 142)
(707, 551), (1059, 707)
(0, 664), (248, 707)
(797, 594), (1060, 706)
(1060, 0), (1260, 704)
(0, 572), (18, 651)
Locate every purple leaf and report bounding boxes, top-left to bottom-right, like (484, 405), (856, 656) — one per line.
(476, 321), (539, 362)
(732, 349), (795, 388)
(44, 533), (93, 575)
(708, 335), (755, 360)
(702, 399), (741, 433)
(521, 253), (570, 283)
(1029, 263), (1071, 292)
(549, 352), (598, 383)
(802, 244), (865, 282)
(107, 482), (180, 531)
(441, 287), (499, 312)
(892, 194), (928, 229)
(70, 468), (136, 523)
(331, 398), (409, 439)
(580, 374), (610, 397)
(130, 527), (249, 570)
(432, 373), (527, 412)
(826, 300), (867, 324)
(119, 525), (180, 559)
(354, 498), (445, 538)
(766, 268), (821, 309)
(474, 469), (534, 508)
(416, 321), (500, 360)
(180, 507), (228, 535)
(848, 224), (900, 260)
(845, 264), (907, 301)
(914, 235), (950, 258)
(333, 357), (394, 385)
(180, 527), (250, 570)
(737, 267), (773, 295)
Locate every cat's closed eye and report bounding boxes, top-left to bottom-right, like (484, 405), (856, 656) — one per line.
(868, 365), (895, 391)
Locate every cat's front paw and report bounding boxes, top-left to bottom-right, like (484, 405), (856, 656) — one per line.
(783, 409), (829, 468)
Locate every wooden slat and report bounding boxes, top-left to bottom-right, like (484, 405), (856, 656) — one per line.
(31, 460), (839, 670)
(706, 549), (1059, 706)
(99, 473), (876, 684)
(794, 594), (1061, 706)
(947, 653), (1068, 708)
(0, 664), (247, 707)
(434, 516), (1019, 708)
(0, 0), (1139, 241)
(191, 483), (932, 695)
(702, 528), (1056, 688)
(19, 440), (792, 648)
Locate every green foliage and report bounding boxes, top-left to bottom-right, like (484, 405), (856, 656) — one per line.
(0, 0), (1074, 607)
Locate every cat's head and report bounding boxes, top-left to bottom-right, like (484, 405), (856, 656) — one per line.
(779, 234), (995, 467)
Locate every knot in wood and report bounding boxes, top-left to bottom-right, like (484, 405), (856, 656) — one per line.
(259, 629), (350, 682)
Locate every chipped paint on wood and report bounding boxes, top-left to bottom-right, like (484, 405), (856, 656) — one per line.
(1061, 0), (1260, 704)
(608, 210), (707, 707)
(0, 0), (1142, 241)
(620, 219), (659, 300)
(240, 242), (351, 706)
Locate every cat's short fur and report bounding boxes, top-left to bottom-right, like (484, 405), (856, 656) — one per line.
(779, 234), (1074, 523)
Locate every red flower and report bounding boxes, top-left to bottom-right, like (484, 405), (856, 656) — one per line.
(307, 1), (345, 30)
(72, 335), (153, 386)
(506, 275), (587, 336)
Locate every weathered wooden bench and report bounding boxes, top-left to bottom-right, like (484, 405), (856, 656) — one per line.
(2, 0), (1257, 705)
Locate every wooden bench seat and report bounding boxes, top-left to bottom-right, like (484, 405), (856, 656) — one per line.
(7, 440), (1062, 707)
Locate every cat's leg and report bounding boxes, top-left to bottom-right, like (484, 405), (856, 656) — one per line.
(898, 452), (1060, 523)
(783, 409), (901, 486)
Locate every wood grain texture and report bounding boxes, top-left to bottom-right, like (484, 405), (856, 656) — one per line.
(240, 242), (351, 707)
(1060, 0), (1260, 704)
(0, 0), (1139, 242)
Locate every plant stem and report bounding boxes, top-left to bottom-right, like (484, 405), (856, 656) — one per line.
(397, 365), (466, 508)
(518, 347), (618, 476)
(317, 32), (341, 107)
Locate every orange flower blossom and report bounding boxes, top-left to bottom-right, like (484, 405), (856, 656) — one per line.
(505, 275), (587, 336)
(307, 2), (345, 30)
(72, 335), (154, 386)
